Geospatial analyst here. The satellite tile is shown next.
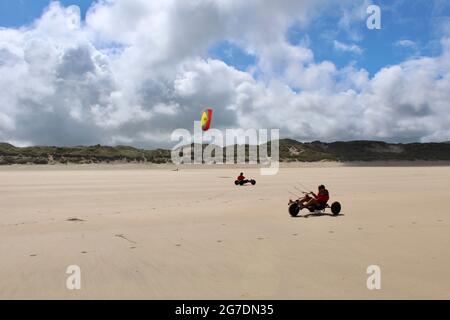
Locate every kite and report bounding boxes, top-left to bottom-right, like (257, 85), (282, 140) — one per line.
(200, 108), (214, 131)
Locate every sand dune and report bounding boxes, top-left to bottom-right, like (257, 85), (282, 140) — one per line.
(0, 164), (449, 299)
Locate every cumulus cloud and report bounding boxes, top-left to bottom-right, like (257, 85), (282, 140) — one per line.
(0, 0), (449, 147)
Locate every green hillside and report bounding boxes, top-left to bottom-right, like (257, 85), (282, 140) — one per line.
(1, 139), (450, 165)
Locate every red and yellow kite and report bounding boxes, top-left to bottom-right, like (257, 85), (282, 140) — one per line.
(200, 108), (214, 131)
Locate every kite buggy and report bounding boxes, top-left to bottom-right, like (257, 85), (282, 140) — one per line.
(235, 173), (256, 186)
(288, 185), (341, 217)
(235, 179), (256, 186)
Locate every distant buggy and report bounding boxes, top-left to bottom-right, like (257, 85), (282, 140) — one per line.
(234, 179), (256, 186)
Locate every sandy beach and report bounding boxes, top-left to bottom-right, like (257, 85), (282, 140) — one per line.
(0, 164), (449, 299)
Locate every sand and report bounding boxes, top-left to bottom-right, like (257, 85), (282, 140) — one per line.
(0, 164), (449, 299)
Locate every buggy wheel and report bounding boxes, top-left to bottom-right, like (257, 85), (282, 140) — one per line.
(289, 203), (300, 217)
(331, 202), (341, 216)
(234, 180), (240, 186)
(251, 180), (256, 185)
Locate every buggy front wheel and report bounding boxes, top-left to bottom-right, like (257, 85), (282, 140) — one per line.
(331, 202), (341, 216)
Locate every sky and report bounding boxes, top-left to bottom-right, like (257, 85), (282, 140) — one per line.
(0, 0), (449, 147)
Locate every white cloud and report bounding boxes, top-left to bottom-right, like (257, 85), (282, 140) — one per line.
(333, 40), (363, 55)
(336, 0), (372, 41)
(395, 39), (416, 48)
(0, 0), (450, 147)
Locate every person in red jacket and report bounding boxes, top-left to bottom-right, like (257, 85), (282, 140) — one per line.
(290, 185), (330, 209)
(235, 173), (256, 186)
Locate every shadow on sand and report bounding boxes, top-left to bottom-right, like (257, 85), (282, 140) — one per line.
(292, 213), (345, 219)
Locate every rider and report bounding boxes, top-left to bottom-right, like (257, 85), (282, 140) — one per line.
(290, 185), (330, 209)
(237, 172), (246, 183)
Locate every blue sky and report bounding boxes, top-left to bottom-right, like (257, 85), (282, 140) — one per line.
(0, 0), (94, 27)
(210, 1), (449, 76)
(1, 1), (448, 76)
